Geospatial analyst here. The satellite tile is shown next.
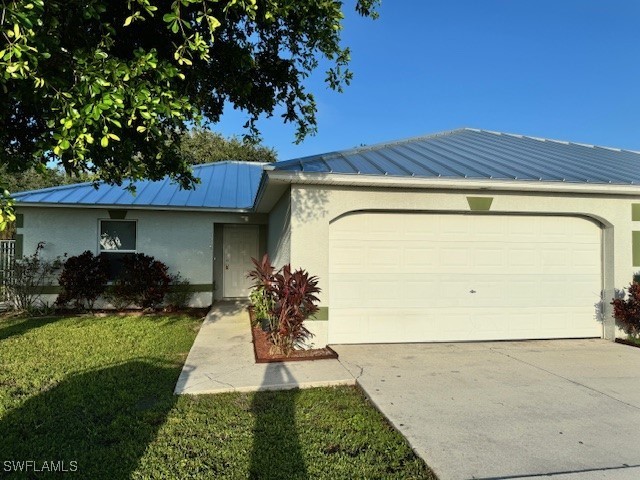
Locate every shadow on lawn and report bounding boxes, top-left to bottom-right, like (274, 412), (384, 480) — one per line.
(0, 359), (179, 479)
(249, 363), (308, 480)
(0, 315), (62, 341)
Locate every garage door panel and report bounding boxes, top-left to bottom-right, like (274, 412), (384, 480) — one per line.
(329, 213), (602, 344)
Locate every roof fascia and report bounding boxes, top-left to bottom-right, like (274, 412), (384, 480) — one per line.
(15, 202), (256, 213)
(265, 170), (640, 196)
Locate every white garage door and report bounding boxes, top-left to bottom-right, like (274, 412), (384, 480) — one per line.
(329, 213), (602, 344)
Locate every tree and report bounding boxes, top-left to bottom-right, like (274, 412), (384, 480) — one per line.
(0, 165), (88, 194)
(180, 129), (277, 164)
(0, 0), (378, 198)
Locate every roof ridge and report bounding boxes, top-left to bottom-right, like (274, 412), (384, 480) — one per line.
(275, 128), (471, 167)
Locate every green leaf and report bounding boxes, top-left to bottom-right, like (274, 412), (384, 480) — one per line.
(100, 136), (109, 147)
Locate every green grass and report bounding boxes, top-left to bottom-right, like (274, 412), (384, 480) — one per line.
(0, 314), (434, 479)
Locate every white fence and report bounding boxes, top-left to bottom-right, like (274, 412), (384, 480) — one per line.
(0, 239), (15, 302)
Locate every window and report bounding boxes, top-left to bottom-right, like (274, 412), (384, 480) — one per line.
(99, 220), (137, 279)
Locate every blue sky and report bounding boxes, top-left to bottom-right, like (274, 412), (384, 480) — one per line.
(215, 1), (640, 160)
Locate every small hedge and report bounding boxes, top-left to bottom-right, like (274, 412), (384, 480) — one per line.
(612, 278), (640, 337)
(57, 252), (184, 311)
(109, 253), (171, 309)
(56, 251), (110, 310)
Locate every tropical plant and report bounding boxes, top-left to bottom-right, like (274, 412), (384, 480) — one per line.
(109, 254), (170, 309)
(56, 250), (110, 310)
(248, 253), (276, 327)
(269, 265), (320, 354)
(247, 254), (321, 355)
(5, 241), (62, 311)
(612, 279), (640, 338)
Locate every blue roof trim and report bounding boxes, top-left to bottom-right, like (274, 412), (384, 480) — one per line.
(272, 128), (640, 186)
(14, 161), (266, 210)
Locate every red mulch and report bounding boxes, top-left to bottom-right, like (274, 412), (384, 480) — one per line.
(249, 308), (338, 363)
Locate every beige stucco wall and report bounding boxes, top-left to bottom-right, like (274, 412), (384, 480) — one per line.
(288, 184), (640, 340)
(267, 189), (291, 268)
(17, 206), (267, 307)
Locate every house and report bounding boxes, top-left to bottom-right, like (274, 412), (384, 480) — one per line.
(14, 128), (640, 345)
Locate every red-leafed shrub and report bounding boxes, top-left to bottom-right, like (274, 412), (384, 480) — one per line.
(248, 254), (321, 355)
(109, 254), (170, 309)
(612, 281), (640, 337)
(57, 251), (110, 310)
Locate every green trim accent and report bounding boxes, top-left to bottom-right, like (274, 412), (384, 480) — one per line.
(309, 307), (328, 321)
(633, 204), (640, 221)
(634, 231), (640, 267)
(15, 234), (23, 258)
(38, 285), (63, 294)
(34, 284), (214, 296)
(467, 197), (494, 211)
(15, 214), (24, 228)
(169, 283), (214, 293)
(108, 209), (128, 219)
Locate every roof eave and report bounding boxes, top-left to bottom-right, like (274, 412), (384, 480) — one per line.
(14, 202), (256, 213)
(266, 171), (640, 196)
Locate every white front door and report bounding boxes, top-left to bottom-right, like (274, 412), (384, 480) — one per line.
(223, 225), (259, 298)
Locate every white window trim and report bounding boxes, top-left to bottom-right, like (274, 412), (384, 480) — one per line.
(97, 219), (138, 254)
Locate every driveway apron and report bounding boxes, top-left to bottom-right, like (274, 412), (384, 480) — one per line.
(334, 339), (640, 480)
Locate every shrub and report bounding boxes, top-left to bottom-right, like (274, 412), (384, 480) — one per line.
(612, 280), (640, 337)
(56, 251), (110, 310)
(248, 254), (276, 328)
(268, 265), (320, 354)
(165, 272), (194, 310)
(109, 253), (170, 309)
(6, 242), (62, 311)
(248, 254), (321, 355)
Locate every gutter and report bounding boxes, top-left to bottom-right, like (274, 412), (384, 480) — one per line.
(14, 202), (257, 214)
(263, 169), (640, 196)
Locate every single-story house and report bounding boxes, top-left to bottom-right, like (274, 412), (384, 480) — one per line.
(14, 128), (640, 345)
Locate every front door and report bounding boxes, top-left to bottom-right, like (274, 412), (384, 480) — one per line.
(223, 225), (259, 297)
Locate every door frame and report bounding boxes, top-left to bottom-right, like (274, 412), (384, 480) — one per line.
(222, 224), (259, 298)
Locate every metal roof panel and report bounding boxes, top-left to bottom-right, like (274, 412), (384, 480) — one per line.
(273, 128), (640, 185)
(14, 161), (266, 209)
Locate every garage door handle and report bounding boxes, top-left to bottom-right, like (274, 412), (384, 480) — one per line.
(469, 290), (476, 294)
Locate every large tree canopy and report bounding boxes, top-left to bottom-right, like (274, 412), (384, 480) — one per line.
(0, 0), (377, 193)
(181, 129), (277, 164)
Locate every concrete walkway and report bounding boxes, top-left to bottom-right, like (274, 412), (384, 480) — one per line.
(174, 301), (355, 394)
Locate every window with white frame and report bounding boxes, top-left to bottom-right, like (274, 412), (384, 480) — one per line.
(99, 220), (137, 279)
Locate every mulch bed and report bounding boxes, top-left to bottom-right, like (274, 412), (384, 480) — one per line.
(615, 338), (640, 349)
(249, 307), (338, 363)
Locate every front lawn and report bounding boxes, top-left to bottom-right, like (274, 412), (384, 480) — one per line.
(0, 314), (434, 479)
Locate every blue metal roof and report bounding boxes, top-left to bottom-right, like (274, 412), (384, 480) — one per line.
(14, 161), (265, 210)
(273, 128), (640, 185)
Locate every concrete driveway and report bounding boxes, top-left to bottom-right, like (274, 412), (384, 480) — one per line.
(333, 339), (640, 480)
